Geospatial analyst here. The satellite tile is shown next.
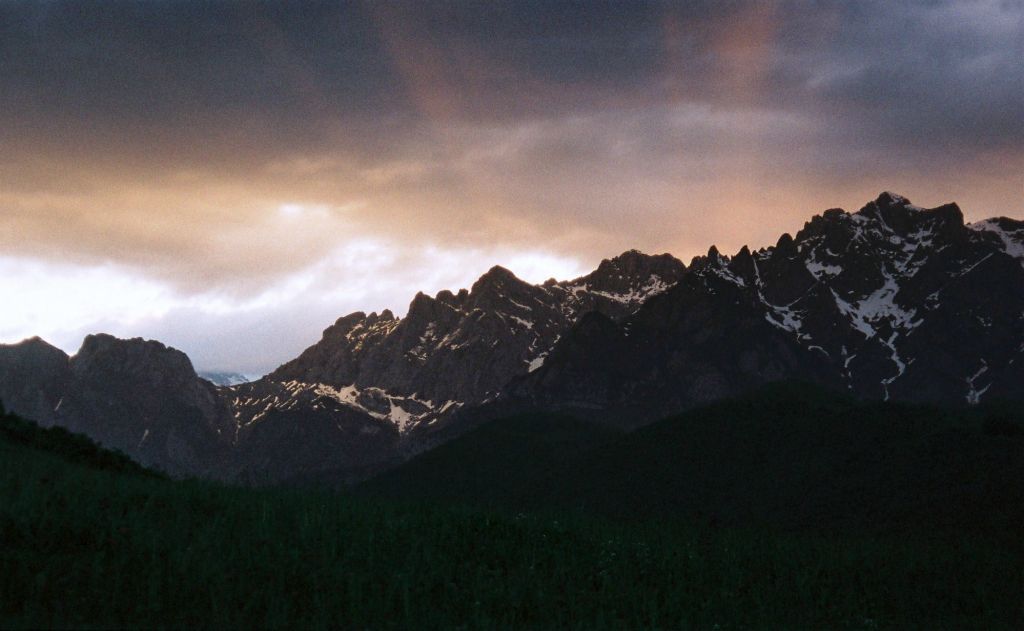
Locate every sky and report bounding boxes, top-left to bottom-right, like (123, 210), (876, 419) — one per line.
(1, 0), (1022, 373)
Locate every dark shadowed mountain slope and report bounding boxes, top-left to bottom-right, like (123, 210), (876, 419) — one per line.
(354, 413), (620, 505)
(513, 193), (1024, 425)
(6, 400), (1022, 629)
(259, 250), (685, 429)
(0, 334), (229, 477)
(532, 383), (1024, 531)
(204, 250), (684, 482)
(1, 251), (684, 482)
(0, 405), (157, 477)
(0, 337), (70, 426)
(359, 383), (1024, 532)
(1, 194), (1021, 485)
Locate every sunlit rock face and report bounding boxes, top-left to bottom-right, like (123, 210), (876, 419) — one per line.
(515, 193), (1024, 424)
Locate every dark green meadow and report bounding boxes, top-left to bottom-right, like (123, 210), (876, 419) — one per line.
(2, 406), (1023, 629)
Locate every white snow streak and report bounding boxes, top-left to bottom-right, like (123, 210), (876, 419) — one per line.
(965, 360), (991, 404)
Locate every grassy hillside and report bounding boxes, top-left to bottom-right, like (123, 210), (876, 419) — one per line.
(361, 383), (1024, 533)
(2, 401), (1023, 628)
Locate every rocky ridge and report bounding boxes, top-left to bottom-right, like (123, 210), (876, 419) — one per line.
(515, 193), (1024, 422)
(1, 193), (1021, 483)
(0, 334), (229, 476)
(237, 250), (685, 434)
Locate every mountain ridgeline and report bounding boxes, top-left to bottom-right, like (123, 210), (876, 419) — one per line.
(1, 193), (1021, 483)
(514, 192), (1024, 424)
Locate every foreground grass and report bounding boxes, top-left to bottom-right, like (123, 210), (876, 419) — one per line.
(1, 402), (1022, 629)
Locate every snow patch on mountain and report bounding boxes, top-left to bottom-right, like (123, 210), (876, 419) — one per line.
(969, 220), (1024, 268)
(749, 255), (810, 340)
(527, 353), (548, 372)
(231, 380), (462, 433)
(965, 360), (991, 404)
(806, 259), (843, 279)
(568, 273), (673, 306)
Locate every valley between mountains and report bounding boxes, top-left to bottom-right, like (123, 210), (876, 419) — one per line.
(2, 192), (1022, 483)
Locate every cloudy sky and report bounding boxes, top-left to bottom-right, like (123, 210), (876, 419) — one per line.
(1, 0), (1022, 373)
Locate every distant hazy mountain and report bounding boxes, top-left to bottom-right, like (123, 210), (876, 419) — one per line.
(1, 193), (1021, 483)
(199, 371), (261, 387)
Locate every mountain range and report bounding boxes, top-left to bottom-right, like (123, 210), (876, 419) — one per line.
(1, 192), (1021, 483)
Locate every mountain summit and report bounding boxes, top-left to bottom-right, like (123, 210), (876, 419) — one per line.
(517, 193), (1024, 422)
(1, 195), (1021, 483)
(259, 250), (685, 432)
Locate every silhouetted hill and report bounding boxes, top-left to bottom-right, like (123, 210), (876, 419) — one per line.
(359, 383), (1024, 532)
(354, 414), (620, 506)
(3, 395), (1022, 628)
(2, 194), (1021, 484)
(0, 402), (156, 477)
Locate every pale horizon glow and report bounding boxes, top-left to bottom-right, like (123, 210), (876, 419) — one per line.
(0, 244), (589, 373)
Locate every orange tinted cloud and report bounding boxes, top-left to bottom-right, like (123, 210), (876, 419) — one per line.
(0, 1), (1021, 369)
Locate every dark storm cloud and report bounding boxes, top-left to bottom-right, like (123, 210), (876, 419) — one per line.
(2, 1), (1019, 150)
(0, 2), (1019, 267)
(2, 0), (1021, 371)
(0, 2), (393, 119)
(789, 0), (1024, 151)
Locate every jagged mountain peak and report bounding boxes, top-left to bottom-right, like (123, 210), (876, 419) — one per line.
(471, 265), (522, 291)
(329, 311), (368, 329)
(569, 250), (685, 302)
(728, 246), (756, 281)
(255, 249), (687, 438)
(75, 333), (185, 361)
(465, 265), (536, 311)
(407, 291), (443, 319)
(434, 289), (468, 308)
(0, 336), (69, 364)
(0, 337), (71, 417)
(968, 216), (1024, 267)
(71, 334), (200, 388)
(851, 191), (964, 237)
(974, 216), (1024, 231)
(591, 249), (682, 277)
(785, 193), (971, 265)
(2, 192), (1022, 486)
(0, 336), (71, 426)
(0, 332), (229, 476)
(583, 249), (684, 280)
(688, 244), (749, 277)
(523, 193), (1024, 418)
(874, 190), (912, 206)
(8, 335), (52, 348)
